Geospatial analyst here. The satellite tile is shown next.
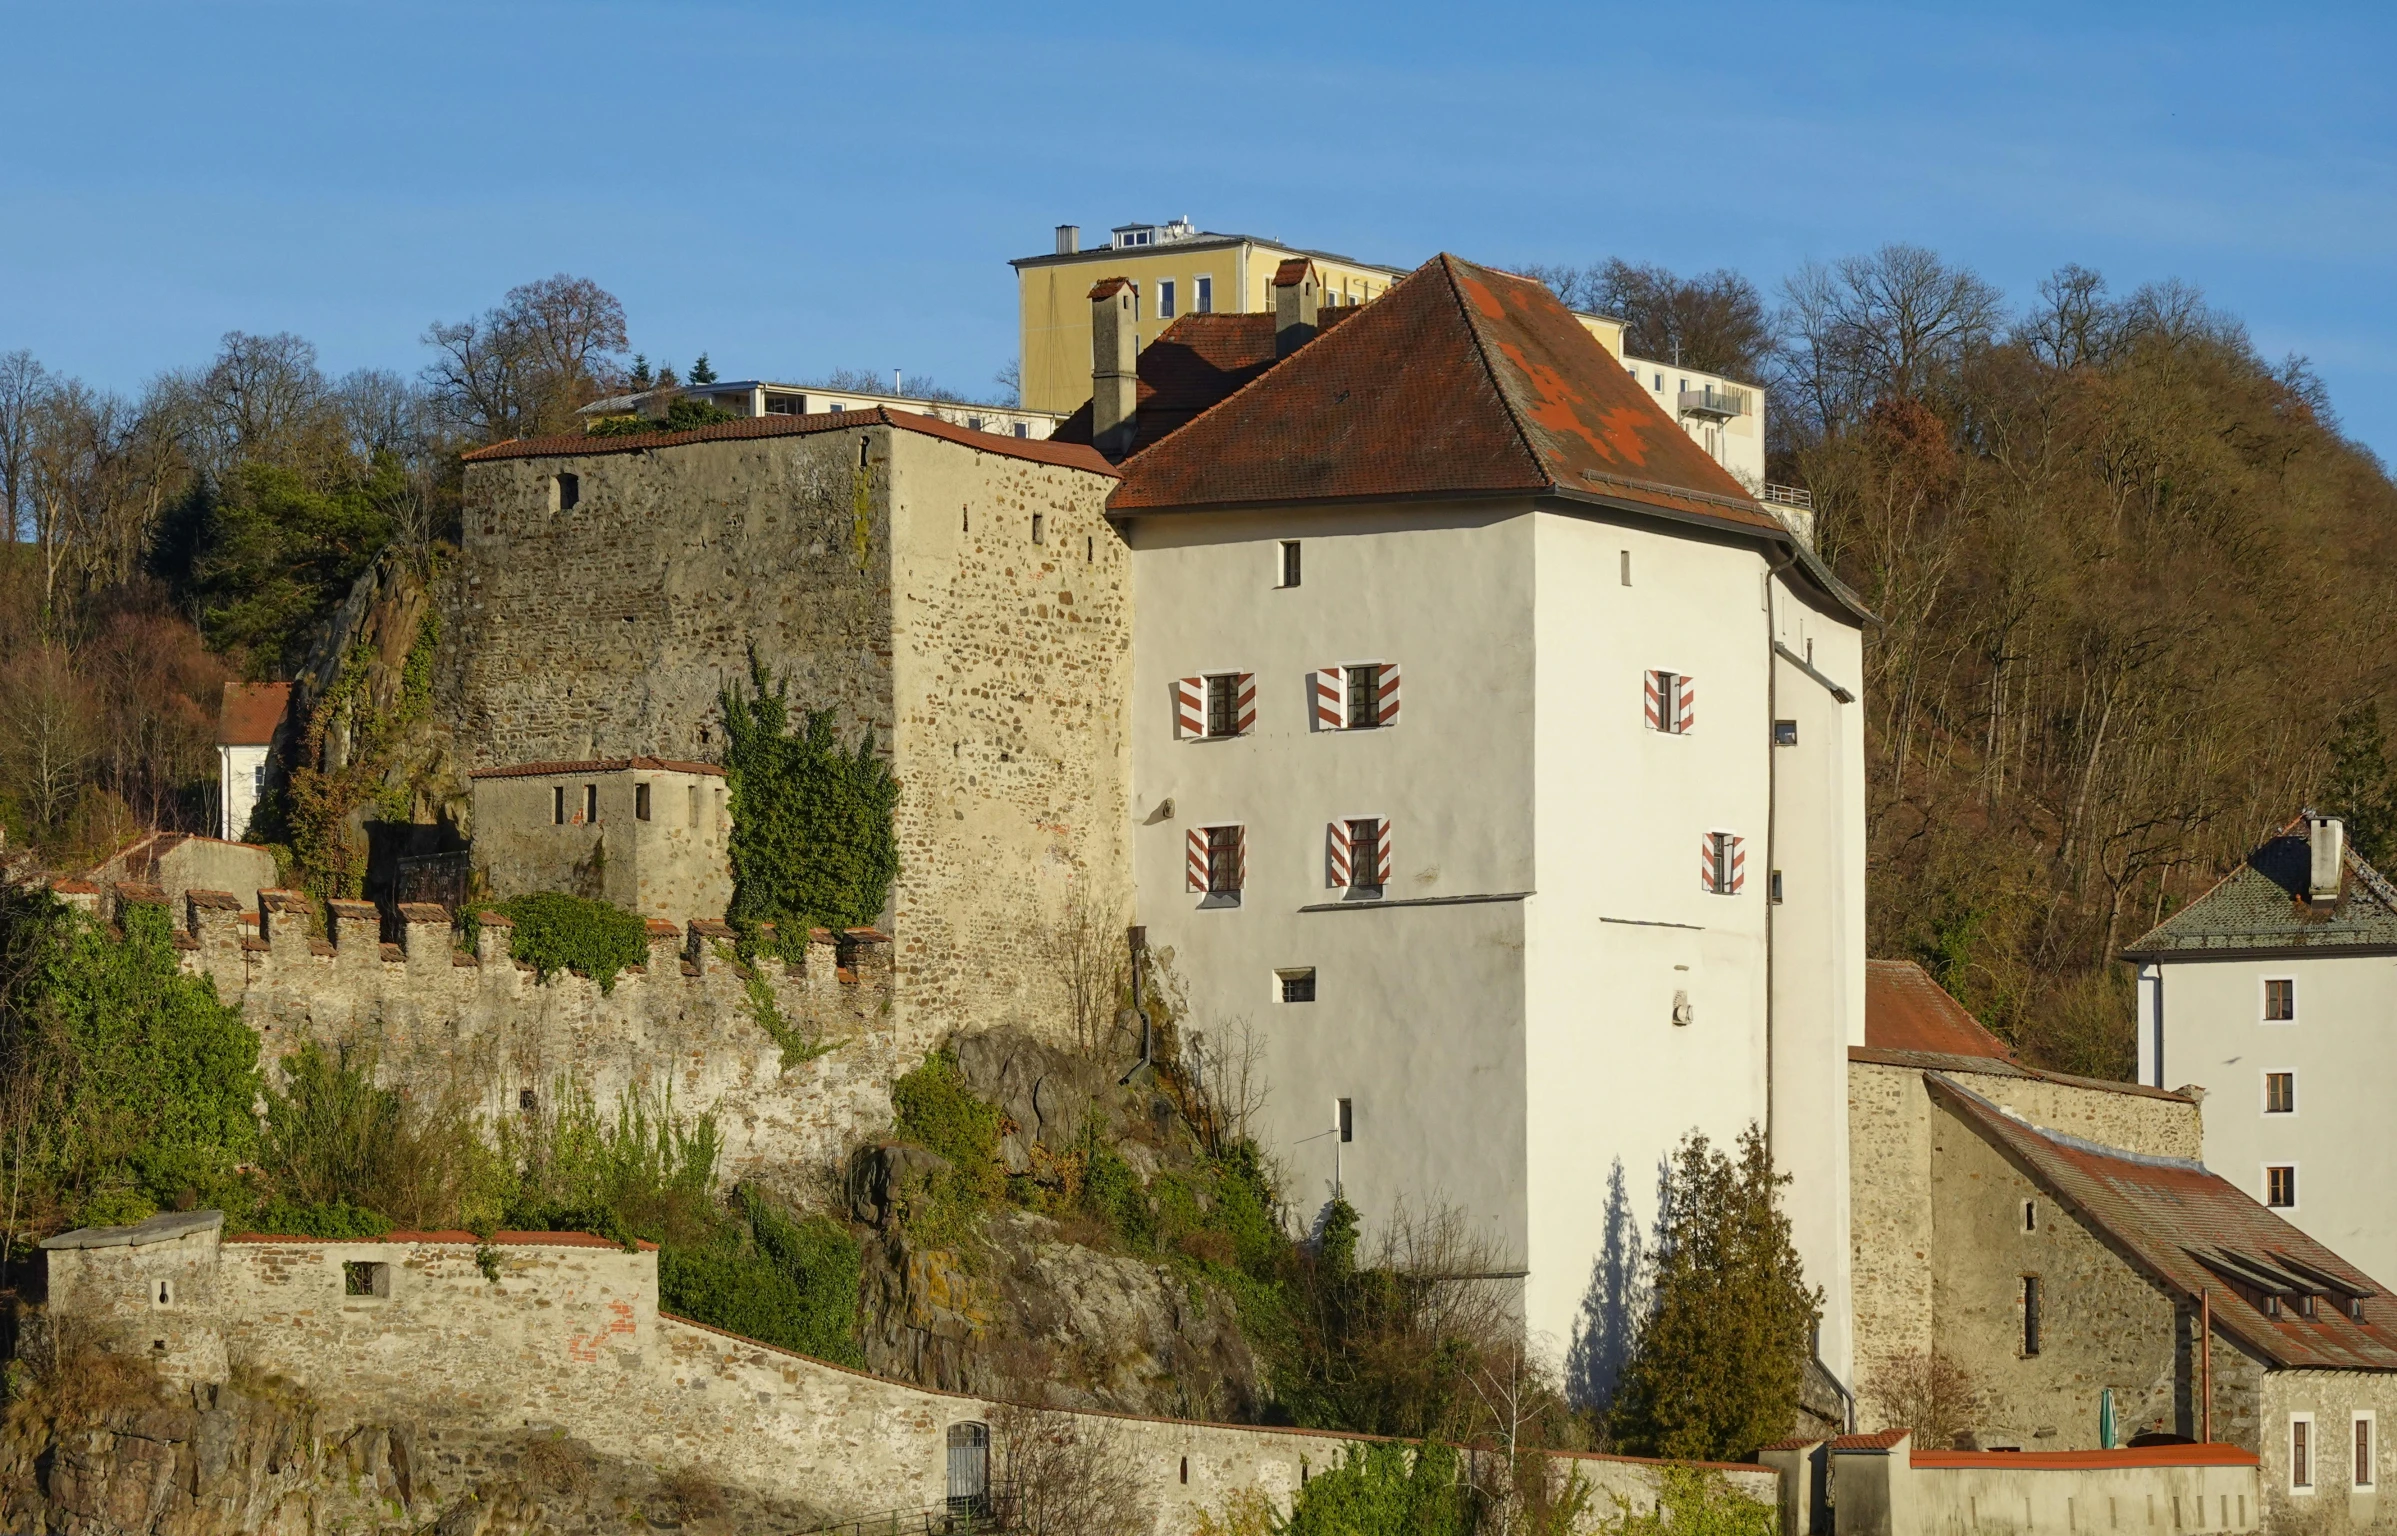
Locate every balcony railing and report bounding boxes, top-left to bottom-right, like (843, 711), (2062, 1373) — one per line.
(1677, 385), (1749, 420)
(1761, 483), (1814, 511)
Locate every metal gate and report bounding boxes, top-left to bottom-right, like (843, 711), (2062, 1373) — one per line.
(945, 1421), (989, 1519)
(393, 851), (470, 914)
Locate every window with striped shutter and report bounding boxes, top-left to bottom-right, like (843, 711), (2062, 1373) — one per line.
(1327, 820), (1351, 886)
(1175, 677), (1205, 739)
(1192, 825), (1245, 894)
(1236, 672), (1258, 734)
(1700, 831), (1745, 895)
(1646, 670), (1695, 734)
(1327, 818), (1391, 889)
(1376, 663), (1401, 727)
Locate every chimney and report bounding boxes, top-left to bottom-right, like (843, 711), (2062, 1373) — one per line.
(1089, 277), (1138, 459)
(1056, 224), (1080, 256)
(1273, 258), (1320, 358)
(2310, 813), (2346, 903)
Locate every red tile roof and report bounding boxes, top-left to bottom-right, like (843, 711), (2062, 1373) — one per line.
(459, 405), (1119, 478)
(469, 756), (724, 780)
(217, 682), (291, 746)
(1049, 308), (1368, 455)
(1929, 1073), (2397, 1371)
(1106, 253), (1787, 538)
(1864, 960), (2015, 1060)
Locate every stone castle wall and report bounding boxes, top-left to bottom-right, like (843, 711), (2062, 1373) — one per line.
(448, 423), (1133, 1059)
(73, 881), (906, 1189)
(45, 1215), (1778, 1534)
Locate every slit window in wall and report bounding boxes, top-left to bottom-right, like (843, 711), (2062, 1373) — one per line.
(635, 783), (651, 821)
(1769, 869), (1784, 904)
(2266, 1072), (2295, 1114)
(1279, 967), (1316, 1003)
(687, 785), (700, 828)
(2357, 1415), (2375, 1489)
(2268, 1165), (2298, 1208)
(1279, 540), (1302, 588)
(552, 786), (566, 825)
(2023, 1199), (2037, 1233)
(2294, 1416), (2314, 1492)
(583, 784), (599, 824)
(152, 1279), (173, 1308)
(1032, 513), (1044, 544)
(713, 787), (726, 832)
(344, 1261), (391, 1299)
(1086, 535), (1093, 562)
(1337, 1098), (1354, 1143)
(1620, 550), (1632, 586)
(2265, 977), (2296, 1022)
(859, 437), (870, 469)
(550, 473), (579, 512)
(2021, 1274), (2042, 1357)
(1180, 1456), (1190, 1486)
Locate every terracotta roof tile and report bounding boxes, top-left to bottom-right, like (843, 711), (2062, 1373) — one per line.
(469, 756), (724, 780)
(459, 405), (1118, 478)
(1864, 960), (2015, 1060)
(1107, 254), (1787, 539)
(217, 682), (292, 746)
(1929, 1073), (2397, 1371)
(1049, 308), (1367, 456)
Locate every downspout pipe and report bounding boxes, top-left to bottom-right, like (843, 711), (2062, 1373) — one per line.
(1763, 549), (1799, 1154)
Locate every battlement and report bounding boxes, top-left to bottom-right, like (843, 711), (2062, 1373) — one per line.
(50, 878), (907, 1185)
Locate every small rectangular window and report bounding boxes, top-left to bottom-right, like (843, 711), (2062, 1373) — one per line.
(2357, 1416), (2375, 1489)
(1195, 276), (1213, 313)
(583, 784), (599, 824)
(2265, 978), (2296, 1021)
(1620, 550), (1632, 586)
(553, 785), (566, 825)
(2268, 1165), (2298, 1208)
(1346, 664), (1381, 729)
(1158, 279), (1177, 319)
(1774, 719), (1799, 746)
(1769, 869), (1784, 904)
(688, 784), (700, 828)
(635, 783), (652, 821)
(1280, 540), (1301, 588)
(552, 472), (580, 512)
(1206, 825), (1243, 894)
(344, 1261), (390, 1299)
(1336, 1098), (1353, 1143)
(2294, 1417), (2313, 1491)
(252, 762), (265, 793)
(2023, 1200), (2038, 1232)
(2266, 1072), (2295, 1114)
(1014, 422), (1028, 438)
(2022, 1275), (2042, 1357)
(1279, 968), (1316, 1003)
(1031, 513), (1045, 544)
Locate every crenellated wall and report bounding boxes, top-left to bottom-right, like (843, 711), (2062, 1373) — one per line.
(65, 881), (908, 1187)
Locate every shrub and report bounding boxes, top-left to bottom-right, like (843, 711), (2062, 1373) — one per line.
(470, 892), (650, 993)
(255, 1041), (502, 1232)
(247, 1198), (394, 1239)
(503, 1081), (723, 1249)
(660, 1185), (863, 1365)
(1602, 1467), (1776, 1536)
(720, 650), (899, 935)
(1278, 1440), (1472, 1536)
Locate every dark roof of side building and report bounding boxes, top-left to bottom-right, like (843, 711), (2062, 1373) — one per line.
(1863, 959), (2017, 1059)
(1048, 306), (1367, 455)
(1928, 1072), (2397, 1369)
(2124, 820), (2397, 960)
(458, 405), (1119, 478)
(218, 682), (291, 746)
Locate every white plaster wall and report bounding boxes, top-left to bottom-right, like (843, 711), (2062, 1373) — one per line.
(2154, 954), (2397, 1290)
(219, 743), (269, 842)
(1123, 503), (1538, 1266)
(1614, 357), (1768, 491)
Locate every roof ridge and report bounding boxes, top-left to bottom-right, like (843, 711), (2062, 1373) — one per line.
(1427, 253), (1554, 493)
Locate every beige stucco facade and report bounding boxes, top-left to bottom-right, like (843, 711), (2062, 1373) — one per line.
(470, 760), (731, 919)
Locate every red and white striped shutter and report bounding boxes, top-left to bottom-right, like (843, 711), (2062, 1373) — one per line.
(1234, 825), (1247, 889)
(1327, 821), (1353, 887)
(1313, 667), (1345, 731)
(1187, 827), (1209, 892)
(1377, 662), (1402, 727)
(1677, 675), (1697, 734)
(1236, 672), (1259, 735)
(1728, 834), (1745, 894)
(1699, 833), (1720, 893)
(1174, 677), (1205, 739)
(1374, 817), (1393, 885)
(1644, 671), (1665, 731)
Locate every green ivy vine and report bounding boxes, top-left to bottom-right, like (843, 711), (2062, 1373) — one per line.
(719, 649), (898, 941)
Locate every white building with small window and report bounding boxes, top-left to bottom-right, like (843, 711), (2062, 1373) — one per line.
(469, 757), (733, 921)
(2127, 814), (2397, 1290)
(1085, 253), (1870, 1395)
(216, 682), (290, 841)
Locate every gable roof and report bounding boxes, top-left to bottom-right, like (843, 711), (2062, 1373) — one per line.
(1049, 307), (1367, 455)
(1108, 254), (1784, 534)
(1864, 960), (2015, 1060)
(218, 682), (291, 746)
(1928, 1073), (2397, 1370)
(2125, 818), (2397, 959)
(458, 405), (1119, 478)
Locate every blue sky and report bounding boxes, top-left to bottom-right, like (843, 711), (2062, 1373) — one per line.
(2, 1), (2390, 457)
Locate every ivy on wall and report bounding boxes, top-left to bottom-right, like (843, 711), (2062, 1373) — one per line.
(719, 650), (898, 941)
(464, 893), (651, 993)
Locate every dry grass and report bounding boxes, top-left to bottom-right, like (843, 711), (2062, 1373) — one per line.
(658, 1463), (727, 1522)
(517, 1432), (593, 1498)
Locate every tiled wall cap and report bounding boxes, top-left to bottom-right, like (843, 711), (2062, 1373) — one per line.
(478, 911), (516, 927)
(115, 883), (170, 906)
(327, 899), (378, 919)
(187, 889), (244, 911)
(395, 902), (450, 922)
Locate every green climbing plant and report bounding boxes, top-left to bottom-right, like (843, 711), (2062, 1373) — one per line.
(465, 893), (650, 993)
(719, 650), (899, 939)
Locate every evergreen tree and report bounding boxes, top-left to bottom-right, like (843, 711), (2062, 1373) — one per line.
(628, 354), (652, 390)
(688, 353), (716, 385)
(2322, 703), (2397, 868)
(1609, 1126), (1821, 1459)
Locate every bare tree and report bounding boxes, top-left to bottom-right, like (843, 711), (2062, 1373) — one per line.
(1587, 260), (1775, 380)
(990, 1404), (1153, 1536)
(0, 350), (48, 547)
(1862, 1348), (1985, 1450)
(0, 646), (100, 834)
(1182, 1013), (1269, 1154)
(1779, 244), (2004, 435)
(1042, 882), (1128, 1059)
(424, 274), (628, 443)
